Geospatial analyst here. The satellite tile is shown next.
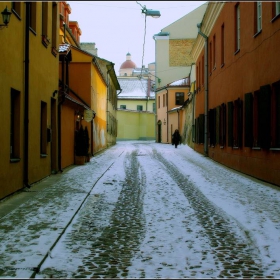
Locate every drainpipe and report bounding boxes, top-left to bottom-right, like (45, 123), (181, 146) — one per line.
(106, 63), (114, 142)
(24, 2), (31, 188)
(58, 53), (66, 172)
(177, 109), (180, 131)
(197, 23), (208, 156)
(165, 88), (169, 143)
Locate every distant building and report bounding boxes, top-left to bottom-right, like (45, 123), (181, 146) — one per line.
(118, 53), (156, 82)
(117, 53), (156, 140)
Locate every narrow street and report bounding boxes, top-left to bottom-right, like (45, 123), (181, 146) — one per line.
(1, 141), (280, 278)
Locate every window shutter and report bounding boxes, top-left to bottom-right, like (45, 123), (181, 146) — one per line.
(228, 101), (233, 147)
(199, 114), (204, 144)
(244, 93), (253, 147)
(238, 98), (243, 148)
(276, 91), (280, 147)
(258, 85), (271, 149)
(216, 106), (220, 146)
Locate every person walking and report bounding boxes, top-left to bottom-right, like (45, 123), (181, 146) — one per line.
(172, 129), (181, 148)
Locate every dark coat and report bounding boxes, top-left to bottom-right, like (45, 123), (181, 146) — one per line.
(172, 131), (181, 146)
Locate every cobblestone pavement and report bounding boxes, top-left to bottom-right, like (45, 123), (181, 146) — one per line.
(1, 141), (280, 278)
(33, 142), (280, 279)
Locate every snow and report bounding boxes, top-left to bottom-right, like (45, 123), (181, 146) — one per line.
(1, 141), (280, 278)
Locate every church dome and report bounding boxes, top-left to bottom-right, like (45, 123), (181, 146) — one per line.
(120, 52), (136, 69)
(120, 60), (136, 69)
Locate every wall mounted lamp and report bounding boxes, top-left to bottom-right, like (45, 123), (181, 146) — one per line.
(164, 119), (166, 125)
(0, 6), (12, 29)
(75, 110), (84, 120)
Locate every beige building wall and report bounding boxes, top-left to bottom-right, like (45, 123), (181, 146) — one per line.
(154, 3), (208, 89)
(117, 111), (155, 141)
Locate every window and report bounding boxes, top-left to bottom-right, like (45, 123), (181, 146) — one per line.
(196, 66), (199, 91)
(254, 2), (262, 35)
(219, 103), (226, 147)
(12, 2), (21, 18)
(235, 3), (240, 52)
(258, 85), (271, 149)
(163, 93), (165, 107)
(137, 105), (143, 111)
(209, 108), (216, 146)
(41, 101), (47, 155)
(195, 114), (204, 144)
(272, 2), (280, 21)
(244, 92), (253, 147)
(52, 2), (58, 52)
(10, 89), (20, 160)
(213, 35), (216, 69)
(158, 96), (160, 108)
(42, 2), (49, 47)
(271, 81), (280, 148)
(202, 55), (204, 86)
(233, 98), (243, 148)
(252, 86), (272, 149)
(209, 41), (212, 73)
(175, 92), (184, 105)
(221, 23), (225, 67)
(29, 2), (37, 32)
(153, 103), (156, 112)
(120, 105), (126, 109)
(257, 2), (262, 32)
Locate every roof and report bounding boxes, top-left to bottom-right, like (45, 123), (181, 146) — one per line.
(120, 60), (136, 69)
(118, 77), (155, 99)
(168, 77), (190, 86)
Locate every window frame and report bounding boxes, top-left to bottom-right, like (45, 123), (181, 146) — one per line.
(175, 92), (184, 106)
(235, 3), (240, 53)
(10, 89), (21, 162)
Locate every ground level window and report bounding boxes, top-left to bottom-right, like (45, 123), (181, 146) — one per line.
(120, 105), (126, 109)
(10, 89), (20, 159)
(137, 105), (143, 111)
(41, 101), (47, 155)
(271, 81), (280, 148)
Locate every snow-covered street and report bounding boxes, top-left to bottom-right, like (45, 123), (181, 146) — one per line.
(1, 141), (280, 278)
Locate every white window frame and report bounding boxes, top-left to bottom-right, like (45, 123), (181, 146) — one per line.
(236, 4), (240, 51)
(257, 2), (262, 32)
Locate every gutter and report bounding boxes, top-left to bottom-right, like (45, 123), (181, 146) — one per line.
(197, 22), (208, 156)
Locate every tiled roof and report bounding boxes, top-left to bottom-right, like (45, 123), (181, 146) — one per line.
(118, 77), (155, 99)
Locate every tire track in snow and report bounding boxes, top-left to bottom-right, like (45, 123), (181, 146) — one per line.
(152, 148), (265, 278)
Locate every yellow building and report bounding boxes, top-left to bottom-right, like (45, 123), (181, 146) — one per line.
(0, 2), (59, 199)
(117, 76), (155, 141)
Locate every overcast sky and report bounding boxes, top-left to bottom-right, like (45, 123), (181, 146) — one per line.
(68, 1), (207, 74)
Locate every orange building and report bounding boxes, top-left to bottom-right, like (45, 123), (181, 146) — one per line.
(58, 2), (120, 169)
(156, 78), (190, 143)
(192, 2), (280, 186)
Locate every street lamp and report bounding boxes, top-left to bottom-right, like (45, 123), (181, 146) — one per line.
(0, 6), (12, 29)
(136, 1), (161, 79)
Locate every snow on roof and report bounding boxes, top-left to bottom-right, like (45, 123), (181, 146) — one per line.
(169, 77), (190, 86)
(118, 78), (155, 99)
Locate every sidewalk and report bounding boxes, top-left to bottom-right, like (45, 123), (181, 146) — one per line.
(0, 151), (116, 278)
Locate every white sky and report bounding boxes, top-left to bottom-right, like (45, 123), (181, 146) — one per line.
(1, 141), (280, 278)
(68, 1), (207, 74)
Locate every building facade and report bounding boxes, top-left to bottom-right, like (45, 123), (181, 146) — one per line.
(0, 2), (59, 199)
(192, 2), (280, 186)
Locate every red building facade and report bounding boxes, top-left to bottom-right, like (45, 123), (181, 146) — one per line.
(193, 2), (280, 186)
